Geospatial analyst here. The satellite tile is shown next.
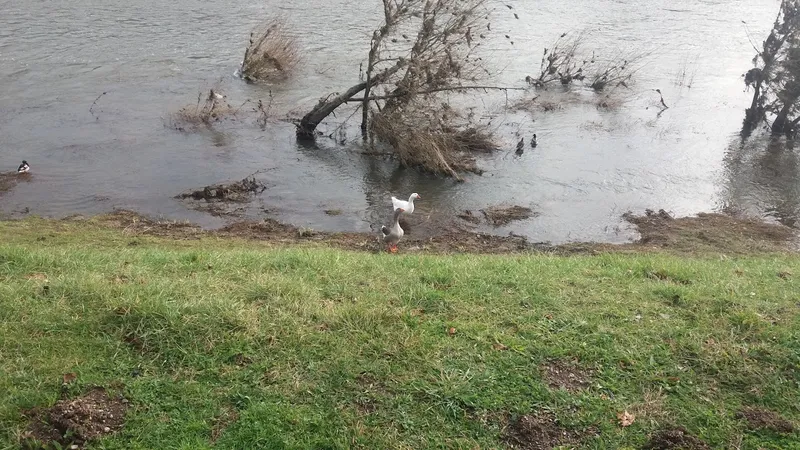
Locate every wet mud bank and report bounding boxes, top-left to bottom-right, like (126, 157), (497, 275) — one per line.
(72, 208), (798, 255)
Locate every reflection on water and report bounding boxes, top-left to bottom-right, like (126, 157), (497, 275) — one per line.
(721, 134), (800, 228)
(0, 0), (794, 243)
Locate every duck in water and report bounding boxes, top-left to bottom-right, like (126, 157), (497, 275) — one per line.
(17, 160), (30, 174)
(531, 134), (537, 148)
(516, 138), (524, 155)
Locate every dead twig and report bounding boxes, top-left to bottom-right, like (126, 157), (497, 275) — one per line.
(89, 92), (108, 120)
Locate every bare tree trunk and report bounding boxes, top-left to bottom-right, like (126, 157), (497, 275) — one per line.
(362, 31), (379, 137)
(296, 62), (404, 139)
(772, 93), (799, 134)
(745, 80), (762, 125)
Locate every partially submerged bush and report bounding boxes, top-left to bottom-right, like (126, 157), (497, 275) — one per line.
(169, 89), (235, 130)
(372, 105), (496, 180)
(528, 32), (587, 88)
(588, 53), (641, 91)
(526, 32), (646, 92)
(240, 18), (299, 82)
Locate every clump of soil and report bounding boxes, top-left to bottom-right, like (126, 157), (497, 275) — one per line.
(457, 209), (482, 224)
(642, 427), (709, 450)
(504, 413), (593, 450)
(623, 209), (797, 254)
(541, 360), (591, 392)
(457, 205), (536, 227)
(22, 387), (128, 449)
(482, 205), (535, 226)
(736, 407), (795, 433)
(177, 175), (266, 203)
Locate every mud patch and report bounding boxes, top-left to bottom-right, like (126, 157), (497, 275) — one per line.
(94, 209), (203, 239)
(92, 210), (535, 254)
(85, 209), (798, 256)
(504, 413), (593, 450)
(642, 427), (709, 450)
(177, 175), (267, 203)
(22, 387), (128, 449)
(623, 209), (797, 254)
(541, 360), (591, 392)
(736, 407), (795, 433)
(458, 204), (536, 227)
(352, 372), (389, 415)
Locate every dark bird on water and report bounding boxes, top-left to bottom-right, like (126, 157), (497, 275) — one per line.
(514, 13), (519, 19)
(531, 134), (537, 148)
(516, 138), (524, 155)
(17, 160), (30, 173)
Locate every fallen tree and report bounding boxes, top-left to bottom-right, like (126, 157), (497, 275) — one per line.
(295, 0), (515, 177)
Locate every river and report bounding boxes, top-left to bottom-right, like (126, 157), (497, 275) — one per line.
(0, 0), (791, 243)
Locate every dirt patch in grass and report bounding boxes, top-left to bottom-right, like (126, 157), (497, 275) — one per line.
(92, 210), (203, 239)
(22, 387), (128, 449)
(641, 427), (709, 450)
(736, 407), (795, 433)
(210, 406), (239, 442)
(623, 209), (797, 254)
(504, 413), (595, 450)
(541, 360), (591, 392)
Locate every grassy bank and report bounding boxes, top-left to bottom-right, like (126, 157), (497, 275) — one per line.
(1, 217), (799, 449)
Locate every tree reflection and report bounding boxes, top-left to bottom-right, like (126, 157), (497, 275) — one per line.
(721, 133), (800, 227)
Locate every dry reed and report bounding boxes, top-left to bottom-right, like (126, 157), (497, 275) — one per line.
(372, 109), (496, 180)
(240, 18), (300, 82)
(169, 89), (235, 130)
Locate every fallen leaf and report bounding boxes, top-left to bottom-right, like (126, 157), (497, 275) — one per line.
(62, 372), (77, 385)
(492, 342), (508, 351)
(447, 327), (457, 336)
(617, 410), (635, 427)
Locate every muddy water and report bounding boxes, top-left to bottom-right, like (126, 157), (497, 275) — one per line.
(0, 0), (790, 243)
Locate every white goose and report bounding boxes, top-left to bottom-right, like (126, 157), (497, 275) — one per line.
(381, 207), (405, 253)
(391, 193), (421, 214)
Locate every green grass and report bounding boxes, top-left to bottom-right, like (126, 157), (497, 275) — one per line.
(1, 218), (799, 449)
